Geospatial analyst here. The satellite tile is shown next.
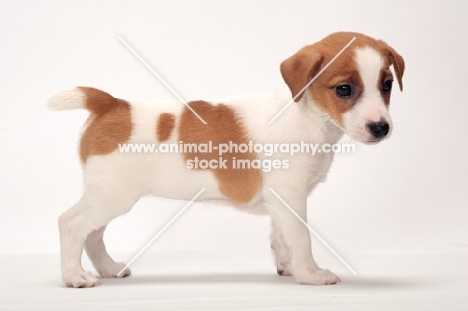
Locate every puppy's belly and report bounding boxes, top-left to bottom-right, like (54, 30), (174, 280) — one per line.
(134, 153), (228, 201)
(146, 155), (266, 214)
(148, 159), (226, 201)
(85, 152), (264, 208)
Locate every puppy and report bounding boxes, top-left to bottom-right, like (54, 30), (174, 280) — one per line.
(49, 32), (404, 288)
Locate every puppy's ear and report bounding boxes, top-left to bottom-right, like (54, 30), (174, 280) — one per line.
(280, 49), (322, 102)
(379, 41), (405, 91)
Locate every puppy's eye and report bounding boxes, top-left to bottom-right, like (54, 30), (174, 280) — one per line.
(335, 84), (353, 97)
(382, 80), (393, 92)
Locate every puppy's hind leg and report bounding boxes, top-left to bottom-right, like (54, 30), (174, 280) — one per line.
(84, 226), (132, 278)
(58, 199), (100, 288)
(58, 185), (140, 288)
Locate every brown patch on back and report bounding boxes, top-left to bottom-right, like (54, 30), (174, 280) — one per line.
(79, 88), (132, 162)
(156, 113), (175, 142)
(178, 101), (262, 205)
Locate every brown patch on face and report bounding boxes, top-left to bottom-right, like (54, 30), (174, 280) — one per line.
(79, 88), (132, 162)
(157, 113), (175, 142)
(309, 71), (363, 126)
(306, 34), (367, 126)
(178, 101), (262, 205)
(282, 32), (404, 126)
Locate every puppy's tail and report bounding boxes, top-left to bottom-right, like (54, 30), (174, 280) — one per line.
(47, 87), (122, 115)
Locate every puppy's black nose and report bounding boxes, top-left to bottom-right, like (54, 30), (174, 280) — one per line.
(367, 121), (390, 139)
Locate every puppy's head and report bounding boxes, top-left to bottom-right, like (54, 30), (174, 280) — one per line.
(280, 32), (405, 143)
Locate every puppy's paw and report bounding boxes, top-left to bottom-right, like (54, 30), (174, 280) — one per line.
(63, 270), (99, 288)
(276, 259), (292, 276)
(294, 268), (341, 285)
(99, 262), (131, 278)
(277, 267), (293, 276)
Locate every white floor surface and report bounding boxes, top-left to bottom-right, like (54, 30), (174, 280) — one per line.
(1, 245), (467, 310)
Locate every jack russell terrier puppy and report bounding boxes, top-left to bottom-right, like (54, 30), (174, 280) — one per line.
(49, 32), (404, 288)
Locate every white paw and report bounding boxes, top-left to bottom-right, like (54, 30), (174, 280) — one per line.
(277, 267), (293, 276)
(99, 262), (132, 278)
(294, 268), (341, 285)
(272, 244), (292, 276)
(276, 259), (292, 276)
(63, 270), (99, 288)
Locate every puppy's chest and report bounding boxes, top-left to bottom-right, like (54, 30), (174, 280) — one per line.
(301, 151), (335, 183)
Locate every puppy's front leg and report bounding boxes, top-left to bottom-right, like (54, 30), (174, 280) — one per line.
(270, 225), (292, 276)
(264, 189), (340, 285)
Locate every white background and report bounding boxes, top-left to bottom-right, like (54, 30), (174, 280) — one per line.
(1, 0), (467, 260)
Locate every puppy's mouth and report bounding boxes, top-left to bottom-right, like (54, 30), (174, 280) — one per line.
(348, 135), (385, 145)
(361, 138), (384, 145)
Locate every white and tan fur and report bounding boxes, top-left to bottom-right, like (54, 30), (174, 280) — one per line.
(49, 32), (404, 288)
